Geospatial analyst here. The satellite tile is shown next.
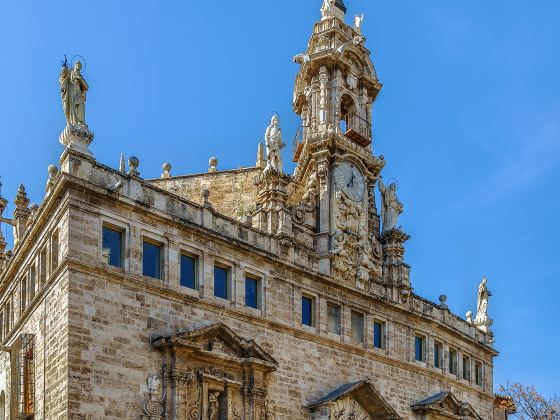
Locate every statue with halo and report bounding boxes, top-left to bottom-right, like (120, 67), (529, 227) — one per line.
(59, 56), (94, 157)
(378, 176), (403, 233)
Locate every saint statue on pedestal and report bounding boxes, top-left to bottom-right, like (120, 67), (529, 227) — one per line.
(264, 115), (284, 174)
(378, 176), (403, 233)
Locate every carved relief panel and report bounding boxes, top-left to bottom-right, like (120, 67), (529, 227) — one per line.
(152, 323), (277, 420)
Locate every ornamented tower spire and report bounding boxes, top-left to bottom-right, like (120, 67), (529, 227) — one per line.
(288, 1), (410, 295)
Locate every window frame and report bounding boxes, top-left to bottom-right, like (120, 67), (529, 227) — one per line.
(102, 224), (124, 269)
(179, 252), (198, 290)
(434, 341), (443, 369)
(414, 335), (426, 362)
(373, 320), (386, 350)
(142, 237), (163, 280)
(301, 294), (315, 327)
(448, 348), (458, 375)
(462, 355), (471, 381)
(326, 302), (342, 336)
(213, 264), (231, 301)
(475, 361), (483, 387)
(350, 310), (365, 345)
(244, 275), (261, 310)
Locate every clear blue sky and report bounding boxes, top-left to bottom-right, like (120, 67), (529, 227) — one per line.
(1, 0), (559, 396)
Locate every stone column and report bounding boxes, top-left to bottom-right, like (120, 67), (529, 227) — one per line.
(381, 228), (411, 298)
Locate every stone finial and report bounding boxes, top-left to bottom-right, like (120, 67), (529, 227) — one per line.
(128, 156), (140, 177)
(161, 163), (172, 179)
(438, 294), (448, 310)
(119, 153), (126, 173)
(256, 143), (265, 169)
(46, 165), (59, 193)
(26, 204), (39, 228)
(208, 157), (218, 173)
(466, 311), (473, 324)
(12, 184), (31, 247)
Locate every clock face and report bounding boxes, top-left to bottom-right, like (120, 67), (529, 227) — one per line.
(335, 161), (365, 202)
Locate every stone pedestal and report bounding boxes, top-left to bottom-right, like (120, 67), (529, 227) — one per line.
(59, 122), (94, 157)
(253, 170), (292, 236)
(381, 228), (411, 290)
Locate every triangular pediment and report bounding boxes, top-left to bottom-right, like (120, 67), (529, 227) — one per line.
(411, 391), (482, 420)
(308, 379), (401, 420)
(152, 323), (277, 371)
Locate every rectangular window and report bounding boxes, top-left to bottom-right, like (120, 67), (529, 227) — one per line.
(463, 356), (470, 381)
(20, 278), (27, 313)
(39, 247), (47, 287)
(102, 226), (123, 268)
(28, 265), (36, 303)
(10, 334), (35, 418)
(327, 303), (341, 335)
(244, 276), (261, 309)
(301, 295), (314, 327)
(5, 299), (11, 334)
(351, 311), (364, 344)
(0, 310), (3, 342)
(51, 230), (59, 270)
(449, 349), (458, 375)
(214, 265), (229, 300)
(143, 240), (162, 279)
(180, 254), (197, 289)
(373, 321), (385, 349)
(434, 341), (443, 368)
(475, 362), (483, 386)
(415, 336), (425, 362)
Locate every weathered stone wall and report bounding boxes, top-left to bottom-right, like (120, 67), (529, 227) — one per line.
(150, 167), (261, 220)
(64, 184), (496, 419)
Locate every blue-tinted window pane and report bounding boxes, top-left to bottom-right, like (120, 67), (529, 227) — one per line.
(245, 277), (259, 309)
(214, 266), (228, 299)
(434, 344), (441, 368)
(180, 255), (197, 289)
(302, 296), (313, 326)
(103, 227), (122, 268)
(143, 241), (161, 279)
(374, 322), (382, 348)
(415, 336), (424, 361)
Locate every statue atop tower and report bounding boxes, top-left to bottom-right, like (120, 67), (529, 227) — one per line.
(59, 57), (94, 157)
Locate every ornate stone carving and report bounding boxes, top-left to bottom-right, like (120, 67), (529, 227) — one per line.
(59, 60), (94, 156)
(161, 162), (172, 179)
(264, 115), (284, 175)
(330, 397), (369, 420)
(347, 73), (358, 91)
(473, 276), (493, 332)
(128, 156), (140, 177)
(320, 0), (334, 20)
(378, 176), (403, 233)
(208, 157), (218, 173)
(142, 376), (165, 419)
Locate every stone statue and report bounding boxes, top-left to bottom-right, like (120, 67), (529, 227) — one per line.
(208, 391), (220, 420)
(378, 176), (403, 233)
(474, 277), (493, 332)
(60, 61), (89, 126)
(264, 115), (284, 174)
(321, 0), (333, 20)
(59, 59), (94, 156)
(354, 14), (364, 33)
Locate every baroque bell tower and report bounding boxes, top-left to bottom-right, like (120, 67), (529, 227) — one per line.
(289, 0), (411, 295)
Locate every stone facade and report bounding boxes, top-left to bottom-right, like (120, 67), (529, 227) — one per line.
(0, 1), (507, 419)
